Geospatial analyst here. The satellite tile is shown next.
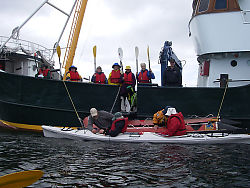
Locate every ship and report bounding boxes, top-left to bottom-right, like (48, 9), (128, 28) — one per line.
(0, 0), (250, 132)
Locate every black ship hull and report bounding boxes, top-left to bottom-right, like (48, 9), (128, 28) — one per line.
(0, 72), (249, 131)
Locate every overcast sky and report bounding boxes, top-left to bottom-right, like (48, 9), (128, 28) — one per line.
(0, 0), (198, 86)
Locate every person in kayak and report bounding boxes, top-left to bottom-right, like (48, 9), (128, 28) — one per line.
(35, 64), (51, 79)
(108, 63), (123, 86)
(161, 108), (186, 136)
(91, 66), (108, 84)
(153, 106), (170, 129)
(137, 63), (155, 84)
(105, 112), (128, 137)
(86, 108), (114, 134)
(162, 58), (182, 87)
(65, 65), (82, 82)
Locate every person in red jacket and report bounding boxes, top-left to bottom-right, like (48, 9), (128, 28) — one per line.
(161, 107), (187, 136)
(108, 63), (122, 85)
(65, 65), (82, 82)
(137, 63), (155, 84)
(120, 66), (136, 112)
(35, 64), (51, 79)
(91, 66), (108, 84)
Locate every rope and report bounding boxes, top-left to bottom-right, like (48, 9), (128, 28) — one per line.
(62, 80), (84, 129)
(217, 80), (228, 119)
(110, 86), (121, 113)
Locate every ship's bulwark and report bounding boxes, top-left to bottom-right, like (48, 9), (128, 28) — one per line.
(137, 85), (250, 129)
(0, 72), (250, 130)
(0, 72), (120, 127)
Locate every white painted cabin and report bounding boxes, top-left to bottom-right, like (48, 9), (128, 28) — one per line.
(190, 0), (250, 87)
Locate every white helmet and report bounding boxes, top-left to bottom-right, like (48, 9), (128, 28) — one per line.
(165, 108), (177, 116)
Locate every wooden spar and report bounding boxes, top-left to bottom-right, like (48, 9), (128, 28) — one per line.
(63, 0), (88, 80)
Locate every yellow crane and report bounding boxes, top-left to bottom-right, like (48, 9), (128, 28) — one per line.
(62, 0), (88, 80)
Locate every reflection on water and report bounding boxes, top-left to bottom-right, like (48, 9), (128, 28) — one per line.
(0, 130), (249, 187)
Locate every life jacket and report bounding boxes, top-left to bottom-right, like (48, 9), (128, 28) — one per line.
(68, 71), (81, 81)
(110, 117), (128, 133)
(153, 109), (168, 126)
(38, 69), (50, 77)
(138, 70), (150, 83)
(110, 70), (121, 83)
(95, 72), (106, 84)
(163, 112), (186, 136)
(124, 72), (133, 85)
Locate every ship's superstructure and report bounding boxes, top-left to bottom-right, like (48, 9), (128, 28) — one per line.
(190, 0), (250, 87)
(0, 36), (57, 78)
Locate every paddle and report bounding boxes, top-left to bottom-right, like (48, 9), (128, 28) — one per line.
(118, 47), (124, 73)
(0, 170), (43, 188)
(56, 44), (63, 79)
(147, 45), (151, 70)
(135, 46), (139, 74)
(93, 45), (97, 72)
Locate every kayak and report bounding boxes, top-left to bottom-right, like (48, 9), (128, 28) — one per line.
(42, 126), (250, 144)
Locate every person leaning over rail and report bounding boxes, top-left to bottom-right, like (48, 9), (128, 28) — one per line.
(108, 63), (123, 86)
(65, 65), (82, 82)
(153, 106), (171, 129)
(91, 66), (108, 84)
(35, 64), (51, 79)
(104, 112), (128, 137)
(137, 63), (155, 84)
(86, 108), (114, 134)
(160, 108), (186, 137)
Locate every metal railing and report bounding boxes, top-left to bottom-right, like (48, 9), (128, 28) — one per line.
(0, 36), (52, 60)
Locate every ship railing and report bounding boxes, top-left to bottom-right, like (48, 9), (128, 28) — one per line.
(0, 36), (52, 61)
(241, 10), (250, 24)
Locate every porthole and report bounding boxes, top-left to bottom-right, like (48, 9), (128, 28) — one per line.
(231, 60), (237, 67)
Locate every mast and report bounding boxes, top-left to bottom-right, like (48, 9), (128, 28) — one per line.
(63, 0), (88, 80)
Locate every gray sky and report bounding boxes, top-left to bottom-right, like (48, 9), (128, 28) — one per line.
(0, 0), (198, 86)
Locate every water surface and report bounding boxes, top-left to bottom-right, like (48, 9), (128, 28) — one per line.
(0, 130), (249, 187)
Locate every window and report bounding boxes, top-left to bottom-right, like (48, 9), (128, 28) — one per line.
(215, 0), (227, 10)
(198, 0), (210, 12)
(231, 60), (237, 67)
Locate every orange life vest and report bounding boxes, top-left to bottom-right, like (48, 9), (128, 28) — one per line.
(110, 118), (128, 133)
(95, 72), (106, 84)
(124, 72), (133, 85)
(138, 70), (150, 83)
(38, 69), (50, 77)
(69, 71), (81, 81)
(110, 70), (121, 83)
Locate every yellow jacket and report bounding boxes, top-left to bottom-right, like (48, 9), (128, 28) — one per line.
(153, 109), (168, 126)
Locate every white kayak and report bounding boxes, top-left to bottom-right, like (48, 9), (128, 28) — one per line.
(42, 126), (250, 144)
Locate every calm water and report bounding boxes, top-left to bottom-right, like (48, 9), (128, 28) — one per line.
(0, 130), (249, 188)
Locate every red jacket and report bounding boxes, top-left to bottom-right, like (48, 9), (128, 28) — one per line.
(161, 112), (186, 136)
(138, 70), (150, 83)
(124, 72), (133, 85)
(39, 69), (50, 77)
(110, 118), (128, 133)
(95, 72), (106, 84)
(68, 71), (81, 81)
(110, 70), (121, 83)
